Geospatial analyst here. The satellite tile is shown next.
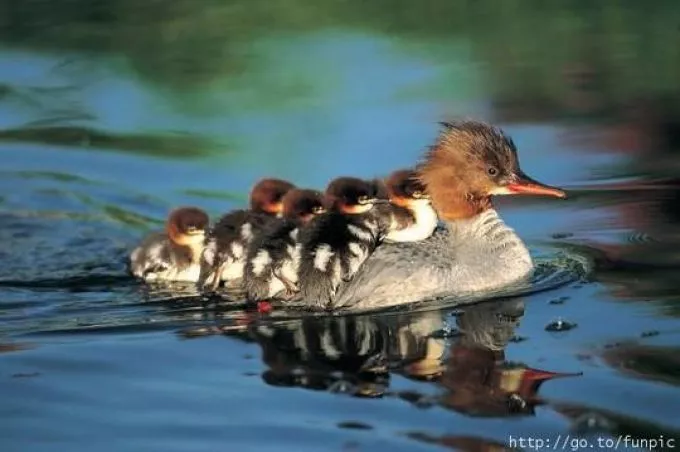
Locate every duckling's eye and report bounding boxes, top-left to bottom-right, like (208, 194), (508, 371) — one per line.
(412, 190), (423, 198)
(313, 205), (326, 214)
(487, 166), (499, 177)
(357, 195), (369, 204)
(185, 226), (203, 235)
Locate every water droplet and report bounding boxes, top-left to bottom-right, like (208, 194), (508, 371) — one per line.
(545, 318), (578, 332)
(571, 412), (616, 434)
(641, 330), (660, 338)
(551, 232), (574, 239)
(548, 296), (569, 305)
(338, 421), (373, 430)
(413, 395), (437, 409)
(509, 335), (528, 343)
(328, 380), (357, 394)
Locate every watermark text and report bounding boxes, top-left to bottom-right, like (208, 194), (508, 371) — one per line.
(508, 434), (675, 450)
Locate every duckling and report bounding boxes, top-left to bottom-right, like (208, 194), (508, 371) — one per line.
(382, 168), (438, 242)
(244, 189), (327, 301)
(200, 178), (296, 291)
(292, 177), (389, 308)
(129, 207), (209, 282)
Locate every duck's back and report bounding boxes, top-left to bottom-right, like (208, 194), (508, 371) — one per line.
(331, 209), (533, 311)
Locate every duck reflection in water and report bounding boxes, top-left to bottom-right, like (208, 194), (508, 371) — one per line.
(247, 299), (580, 417)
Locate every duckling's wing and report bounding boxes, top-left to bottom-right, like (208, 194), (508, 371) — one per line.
(129, 231), (170, 278)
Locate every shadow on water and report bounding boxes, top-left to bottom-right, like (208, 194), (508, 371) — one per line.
(199, 298), (679, 447)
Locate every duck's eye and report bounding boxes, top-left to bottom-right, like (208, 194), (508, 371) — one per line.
(357, 195), (369, 204)
(487, 166), (499, 177)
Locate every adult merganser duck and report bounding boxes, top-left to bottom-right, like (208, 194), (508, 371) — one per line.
(244, 188), (326, 301)
(381, 168), (439, 243)
(200, 178), (295, 291)
(293, 177), (390, 305)
(129, 207), (209, 282)
(326, 120), (566, 311)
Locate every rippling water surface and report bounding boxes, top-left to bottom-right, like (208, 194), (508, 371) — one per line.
(2, 1), (680, 450)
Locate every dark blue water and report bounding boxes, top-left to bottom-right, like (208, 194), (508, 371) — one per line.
(2, 2), (680, 451)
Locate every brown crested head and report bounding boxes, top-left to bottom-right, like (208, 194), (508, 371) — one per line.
(325, 177), (389, 214)
(249, 178), (296, 215)
(281, 188), (327, 224)
(166, 206), (209, 246)
(385, 168), (430, 208)
(417, 120), (566, 220)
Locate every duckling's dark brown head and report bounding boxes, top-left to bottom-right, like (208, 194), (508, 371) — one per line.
(325, 177), (388, 214)
(166, 207), (209, 246)
(249, 178), (296, 215)
(385, 168), (430, 208)
(418, 120), (566, 220)
(281, 189), (327, 224)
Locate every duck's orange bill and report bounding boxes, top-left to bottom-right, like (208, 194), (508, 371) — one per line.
(519, 368), (582, 394)
(524, 368), (581, 382)
(507, 174), (567, 198)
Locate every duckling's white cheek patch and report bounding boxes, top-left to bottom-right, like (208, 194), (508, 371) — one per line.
(241, 223), (253, 241)
(414, 198), (433, 207)
(347, 225), (372, 242)
(251, 250), (272, 276)
(313, 244), (334, 272)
